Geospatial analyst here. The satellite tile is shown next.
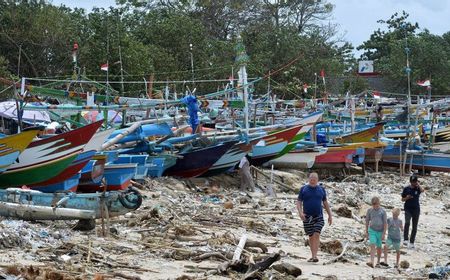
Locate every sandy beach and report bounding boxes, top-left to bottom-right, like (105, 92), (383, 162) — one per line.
(0, 170), (449, 280)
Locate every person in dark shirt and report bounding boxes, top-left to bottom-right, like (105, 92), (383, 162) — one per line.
(296, 172), (332, 262)
(401, 174), (424, 249)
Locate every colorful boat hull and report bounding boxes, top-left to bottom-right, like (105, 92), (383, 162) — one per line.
(313, 148), (356, 169)
(31, 174), (80, 193)
(0, 129), (40, 173)
(79, 156), (107, 185)
(164, 140), (237, 178)
(382, 143), (450, 172)
(248, 125), (302, 166)
(335, 122), (385, 144)
(0, 121), (103, 187)
(28, 150), (96, 187)
(201, 141), (253, 177)
(77, 163), (137, 192)
(268, 147), (328, 169)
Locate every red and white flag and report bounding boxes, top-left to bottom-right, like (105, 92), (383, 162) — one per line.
(416, 79), (431, 87)
(100, 63), (109, 71)
(303, 83), (310, 93)
(373, 91), (381, 99)
(320, 69), (326, 85)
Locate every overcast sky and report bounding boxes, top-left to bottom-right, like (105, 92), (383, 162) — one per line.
(329, 0), (449, 55)
(52, 0), (449, 57)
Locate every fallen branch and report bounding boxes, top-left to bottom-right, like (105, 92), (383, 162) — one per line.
(244, 240), (268, 253)
(232, 233), (247, 262)
(193, 252), (229, 262)
(111, 272), (143, 280)
(243, 253), (281, 279)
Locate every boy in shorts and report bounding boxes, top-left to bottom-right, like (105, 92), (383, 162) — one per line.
(384, 208), (403, 268)
(365, 196), (387, 268)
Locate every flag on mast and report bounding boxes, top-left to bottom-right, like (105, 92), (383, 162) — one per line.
(100, 63), (109, 71)
(303, 83), (310, 93)
(320, 69), (326, 85)
(373, 91), (381, 99)
(416, 79), (431, 87)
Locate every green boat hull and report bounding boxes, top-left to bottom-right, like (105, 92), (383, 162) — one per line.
(0, 154), (78, 188)
(276, 132), (307, 158)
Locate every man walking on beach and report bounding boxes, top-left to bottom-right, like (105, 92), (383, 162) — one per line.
(401, 174), (424, 249)
(296, 172), (333, 262)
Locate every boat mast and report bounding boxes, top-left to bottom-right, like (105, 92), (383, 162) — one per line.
(235, 35), (250, 137)
(404, 25), (412, 140)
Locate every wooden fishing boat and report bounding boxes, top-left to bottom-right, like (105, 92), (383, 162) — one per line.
(0, 129), (40, 173)
(334, 122), (385, 144)
(200, 140), (255, 177)
(313, 148), (356, 169)
(0, 121), (103, 187)
(32, 174), (80, 193)
(28, 150), (96, 188)
(146, 154), (178, 177)
(164, 140), (238, 178)
(0, 187), (142, 220)
(313, 141), (387, 169)
(247, 125), (302, 166)
(79, 155), (107, 185)
(268, 146), (328, 169)
(382, 142), (450, 173)
(276, 112), (323, 159)
(114, 155), (149, 180)
(77, 162), (138, 192)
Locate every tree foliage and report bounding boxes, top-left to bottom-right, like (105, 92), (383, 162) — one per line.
(2, 2), (448, 99)
(358, 11), (450, 95)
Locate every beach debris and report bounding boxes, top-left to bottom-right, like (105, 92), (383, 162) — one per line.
(271, 262), (302, 277)
(223, 201), (234, 209)
(321, 240), (344, 255)
(336, 204), (353, 218)
(400, 260), (410, 269)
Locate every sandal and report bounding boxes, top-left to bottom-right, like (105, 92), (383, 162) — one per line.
(380, 262), (389, 267)
(366, 262), (374, 268)
(307, 258), (315, 262)
(313, 258), (319, 263)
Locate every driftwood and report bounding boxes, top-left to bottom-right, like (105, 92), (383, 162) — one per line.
(244, 239), (268, 253)
(111, 272), (142, 280)
(233, 233), (247, 262)
(130, 180), (145, 190)
(243, 253), (281, 279)
(323, 242), (349, 265)
(192, 252), (229, 262)
(271, 262), (302, 277)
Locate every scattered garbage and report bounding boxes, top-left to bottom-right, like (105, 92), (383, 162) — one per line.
(0, 171), (448, 279)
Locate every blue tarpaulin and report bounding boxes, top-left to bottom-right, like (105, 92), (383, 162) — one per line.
(181, 95), (200, 133)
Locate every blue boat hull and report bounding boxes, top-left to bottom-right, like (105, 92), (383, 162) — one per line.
(0, 187), (142, 220)
(383, 144), (450, 172)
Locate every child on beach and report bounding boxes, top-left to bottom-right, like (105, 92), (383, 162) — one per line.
(365, 196), (388, 268)
(384, 208), (403, 268)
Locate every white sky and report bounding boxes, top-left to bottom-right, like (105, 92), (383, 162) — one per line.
(329, 0), (449, 56)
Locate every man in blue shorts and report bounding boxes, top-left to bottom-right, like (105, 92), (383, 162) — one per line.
(296, 172), (333, 262)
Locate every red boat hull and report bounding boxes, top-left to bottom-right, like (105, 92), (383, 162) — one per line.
(29, 150), (97, 187)
(313, 149), (355, 169)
